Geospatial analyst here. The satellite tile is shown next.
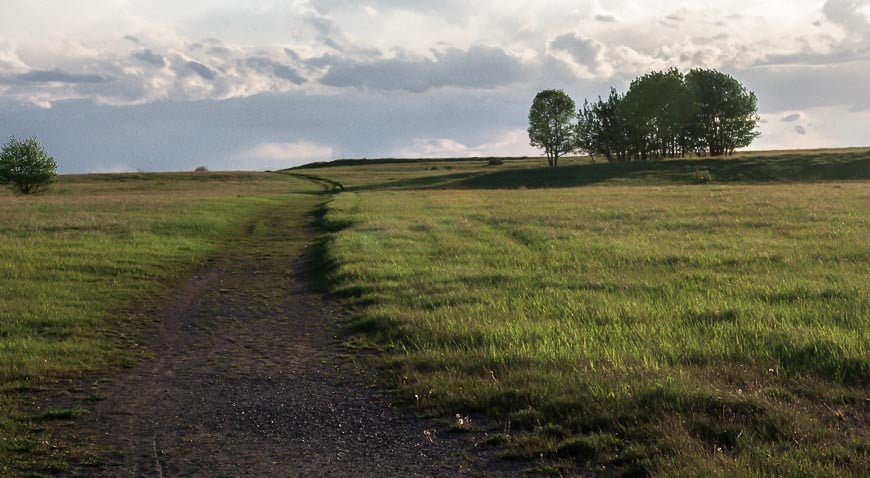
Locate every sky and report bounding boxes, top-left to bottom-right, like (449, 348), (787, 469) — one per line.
(0, 0), (869, 173)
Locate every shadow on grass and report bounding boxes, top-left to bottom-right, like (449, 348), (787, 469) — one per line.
(348, 170), (485, 192)
(341, 152), (870, 191)
(451, 153), (870, 190)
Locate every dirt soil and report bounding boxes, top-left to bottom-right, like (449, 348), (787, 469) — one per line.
(52, 234), (524, 477)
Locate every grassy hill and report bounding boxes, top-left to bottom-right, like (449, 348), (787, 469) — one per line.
(297, 148), (869, 476)
(1, 149), (867, 475)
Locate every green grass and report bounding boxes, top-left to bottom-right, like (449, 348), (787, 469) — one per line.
(312, 150), (869, 475)
(0, 171), (323, 474)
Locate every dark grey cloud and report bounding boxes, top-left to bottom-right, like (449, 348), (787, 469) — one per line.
(823, 0), (870, 37)
(186, 61), (218, 80)
(284, 48), (301, 61)
(134, 49), (167, 67)
(795, 125), (807, 135)
(595, 14), (616, 22)
(320, 45), (526, 92)
(246, 57), (306, 84)
(304, 53), (342, 69)
(208, 46), (232, 57)
(549, 33), (603, 68)
(16, 68), (108, 84)
(781, 113), (801, 122)
(122, 35), (141, 44)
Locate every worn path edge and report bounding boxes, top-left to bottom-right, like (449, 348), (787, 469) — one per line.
(46, 178), (517, 477)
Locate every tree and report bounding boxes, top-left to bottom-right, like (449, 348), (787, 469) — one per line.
(621, 68), (695, 159)
(528, 89), (576, 167)
(686, 69), (760, 156)
(0, 136), (58, 194)
(575, 68), (759, 160)
(579, 88), (631, 162)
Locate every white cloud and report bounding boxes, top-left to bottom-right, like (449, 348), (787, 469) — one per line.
(392, 129), (538, 158)
(0, 0), (868, 172)
(229, 141), (335, 170)
(755, 105), (869, 149)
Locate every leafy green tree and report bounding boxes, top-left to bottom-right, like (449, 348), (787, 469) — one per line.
(686, 69), (760, 156)
(621, 68), (695, 159)
(528, 89), (576, 167)
(579, 88), (631, 162)
(0, 136), (58, 194)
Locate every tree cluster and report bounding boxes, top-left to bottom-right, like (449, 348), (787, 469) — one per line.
(529, 69), (760, 166)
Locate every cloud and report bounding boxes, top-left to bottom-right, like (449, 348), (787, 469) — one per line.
(549, 33), (604, 68)
(781, 112), (802, 122)
(185, 61), (218, 80)
(134, 49), (167, 67)
(234, 141), (334, 169)
(595, 14), (617, 23)
(320, 45), (527, 92)
(391, 128), (537, 158)
(245, 57), (306, 84)
(548, 33), (606, 77)
(794, 125), (807, 135)
(739, 61), (870, 112)
(16, 68), (108, 84)
(823, 0), (870, 38)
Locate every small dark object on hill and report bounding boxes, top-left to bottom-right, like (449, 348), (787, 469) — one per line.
(194, 166), (209, 172)
(488, 159), (504, 166)
(0, 136), (57, 194)
(692, 169), (714, 184)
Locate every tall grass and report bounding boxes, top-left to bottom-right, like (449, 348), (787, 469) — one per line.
(0, 172), (320, 473)
(322, 180), (869, 475)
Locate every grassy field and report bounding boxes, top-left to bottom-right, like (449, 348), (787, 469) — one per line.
(0, 172), (323, 473)
(304, 150), (869, 475)
(2, 150), (867, 475)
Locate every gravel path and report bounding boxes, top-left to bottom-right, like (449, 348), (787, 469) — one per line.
(58, 214), (519, 477)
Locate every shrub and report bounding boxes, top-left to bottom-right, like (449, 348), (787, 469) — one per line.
(488, 158), (504, 166)
(0, 136), (58, 194)
(194, 165), (209, 172)
(692, 168), (713, 184)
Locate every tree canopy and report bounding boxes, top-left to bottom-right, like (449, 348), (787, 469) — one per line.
(528, 89), (576, 167)
(686, 69), (760, 156)
(533, 68), (760, 164)
(0, 136), (58, 194)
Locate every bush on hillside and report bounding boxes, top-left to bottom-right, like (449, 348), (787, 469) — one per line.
(0, 136), (58, 194)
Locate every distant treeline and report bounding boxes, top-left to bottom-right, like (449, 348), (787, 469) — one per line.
(529, 68), (761, 166)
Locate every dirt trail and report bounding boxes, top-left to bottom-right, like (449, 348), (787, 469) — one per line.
(57, 199), (516, 477)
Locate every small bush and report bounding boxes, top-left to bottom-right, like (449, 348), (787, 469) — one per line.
(0, 136), (57, 194)
(692, 168), (713, 184)
(488, 158), (504, 166)
(194, 165), (209, 172)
